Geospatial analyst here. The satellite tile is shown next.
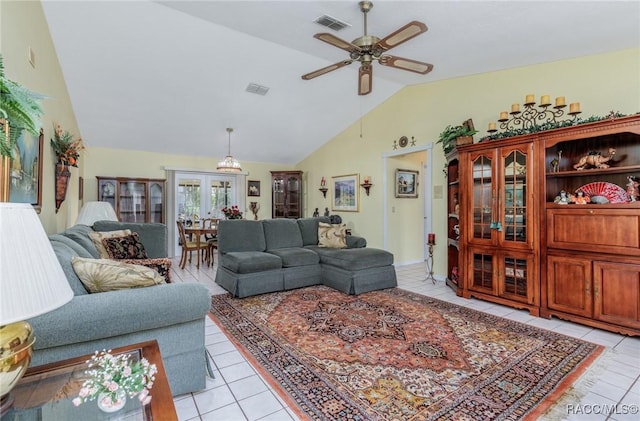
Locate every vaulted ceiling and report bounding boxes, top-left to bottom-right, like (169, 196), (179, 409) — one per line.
(41, 1), (640, 165)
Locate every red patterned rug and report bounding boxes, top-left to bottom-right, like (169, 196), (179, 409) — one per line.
(210, 286), (603, 420)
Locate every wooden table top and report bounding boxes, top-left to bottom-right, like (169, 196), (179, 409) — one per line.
(6, 340), (177, 421)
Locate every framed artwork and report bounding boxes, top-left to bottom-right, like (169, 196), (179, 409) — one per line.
(9, 128), (43, 212)
(395, 169), (419, 198)
(248, 180), (260, 197)
(332, 174), (359, 212)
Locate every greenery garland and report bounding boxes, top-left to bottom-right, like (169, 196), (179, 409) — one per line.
(478, 111), (634, 142)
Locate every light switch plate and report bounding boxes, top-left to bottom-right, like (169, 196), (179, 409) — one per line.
(433, 185), (443, 199)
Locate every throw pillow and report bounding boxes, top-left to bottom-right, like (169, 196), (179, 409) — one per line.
(101, 233), (149, 259)
(89, 229), (133, 258)
(120, 258), (172, 283)
(318, 222), (347, 248)
(71, 257), (165, 293)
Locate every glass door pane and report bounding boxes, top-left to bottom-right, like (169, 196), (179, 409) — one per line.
(120, 182), (146, 222)
(286, 176), (300, 218)
(177, 178), (201, 221)
(502, 256), (529, 301)
(503, 150), (527, 243)
(472, 155), (493, 240)
(273, 177), (285, 218)
(472, 252), (493, 291)
(208, 179), (233, 218)
(149, 182), (164, 223)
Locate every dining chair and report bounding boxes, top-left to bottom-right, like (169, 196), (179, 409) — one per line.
(176, 220), (208, 269)
(200, 218), (220, 266)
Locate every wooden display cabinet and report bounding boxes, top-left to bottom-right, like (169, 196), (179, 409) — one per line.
(271, 171), (303, 219)
(459, 138), (539, 315)
(539, 115), (640, 335)
(97, 177), (165, 223)
(445, 150), (462, 295)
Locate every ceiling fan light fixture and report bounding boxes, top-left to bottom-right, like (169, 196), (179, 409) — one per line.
(217, 128), (242, 173)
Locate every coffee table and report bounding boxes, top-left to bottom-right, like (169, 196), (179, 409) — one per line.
(3, 340), (177, 420)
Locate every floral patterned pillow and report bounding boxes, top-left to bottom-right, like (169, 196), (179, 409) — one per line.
(101, 233), (149, 259)
(71, 257), (165, 293)
(89, 229), (132, 258)
(318, 222), (347, 248)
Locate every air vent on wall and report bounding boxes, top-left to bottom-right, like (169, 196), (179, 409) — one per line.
(313, 14), (351, 31)
(245, 83), (270, 96)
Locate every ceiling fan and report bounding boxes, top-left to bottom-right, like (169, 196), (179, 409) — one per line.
(302, 1), (433, 95)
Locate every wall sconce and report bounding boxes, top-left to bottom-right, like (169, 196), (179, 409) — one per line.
(319, 176), (328, 198)
(360, 176), (373, 196)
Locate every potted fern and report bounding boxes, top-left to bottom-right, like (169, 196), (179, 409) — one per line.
(436, 120), (478, 154)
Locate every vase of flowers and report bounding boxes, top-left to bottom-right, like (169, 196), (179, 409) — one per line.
(221, 205), (243, 219)
(50, 124), (83, 213)
(72, 349), (157, 413)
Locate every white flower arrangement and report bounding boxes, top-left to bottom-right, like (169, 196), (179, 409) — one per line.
(72, 349), (158, 407)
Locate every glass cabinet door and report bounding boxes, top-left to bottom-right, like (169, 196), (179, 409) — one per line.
(286, 176), (300, 218)
(471, 153), (494, 241)
(470, 249), (495, 294)
(120, 181), (147, 222)
(149, 181), (164, 223)
(499, 253), (533, 303)
(500, 150), (528, 243)
(98, 179), (116, 211)
(272, 177), (285, 218)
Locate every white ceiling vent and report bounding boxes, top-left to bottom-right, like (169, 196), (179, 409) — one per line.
(314, 14), (351, 31)
(245, 83), (270, 96)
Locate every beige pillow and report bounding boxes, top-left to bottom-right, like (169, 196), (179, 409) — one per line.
(89, 229), (132, 258)
(318, 222), (347, 248)
(71, 257), (165, 293)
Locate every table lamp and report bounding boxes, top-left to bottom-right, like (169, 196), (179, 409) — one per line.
(75, 201), (118, 225)
(0, 203), (74, 415)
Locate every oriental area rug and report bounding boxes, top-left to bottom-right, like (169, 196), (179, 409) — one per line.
(210, 286), (604, 421)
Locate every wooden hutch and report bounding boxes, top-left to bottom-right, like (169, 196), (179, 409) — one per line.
(456, 114), (640, 335)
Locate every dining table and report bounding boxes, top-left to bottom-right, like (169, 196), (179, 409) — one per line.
(184, 224), (218, 268)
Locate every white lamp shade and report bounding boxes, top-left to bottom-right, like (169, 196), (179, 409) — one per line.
(0, 203), (73, 324)
(75, 201), (118, 225)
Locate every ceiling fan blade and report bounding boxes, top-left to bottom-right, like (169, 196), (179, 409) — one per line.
(375, 21), (428, 52)
(379, 55), (433, 74)
(314, 33), (362, 54)
(301, 60), (354, 80)
(358, 64), (372, 96)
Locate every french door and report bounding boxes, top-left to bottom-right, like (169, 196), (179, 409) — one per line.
(169, 171), (245, 257)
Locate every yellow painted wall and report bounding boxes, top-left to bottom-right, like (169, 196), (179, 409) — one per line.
(2, 0), (81, 233)
(83, 147), (292, 221)
(297, 48), (640, 274)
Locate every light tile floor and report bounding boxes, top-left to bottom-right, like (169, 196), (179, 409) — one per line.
(170, 258), (640, 421)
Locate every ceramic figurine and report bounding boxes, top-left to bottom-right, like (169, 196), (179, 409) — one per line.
(313, 208), (319, 217)
(554, 190), (570, 205)
(570, 190), (590, 205)
(627, 176), (639, 202)
(324, 207), (330, 217)
(573, 147), (616, 170)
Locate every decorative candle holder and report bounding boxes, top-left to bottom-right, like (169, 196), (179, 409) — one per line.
(486, 95), (581, 135)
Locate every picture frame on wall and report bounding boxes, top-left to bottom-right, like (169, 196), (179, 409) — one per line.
(395, 169), (419, 198)
(248, 180), (260, 197)
(9, 128), (44, 212)
(332, 174), (359, 212)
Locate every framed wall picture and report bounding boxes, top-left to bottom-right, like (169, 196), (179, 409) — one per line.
(332, 174), (359, 212)
(9, 128), (44, 212)
(248, 180), (260, 197)
(395, 169), (419, 198)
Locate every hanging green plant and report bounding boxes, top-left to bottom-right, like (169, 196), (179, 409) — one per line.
(0, 53), (45, 157)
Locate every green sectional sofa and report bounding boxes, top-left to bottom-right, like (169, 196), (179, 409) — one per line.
(215, 217), (397, 298)
(27, 221), (211, 397)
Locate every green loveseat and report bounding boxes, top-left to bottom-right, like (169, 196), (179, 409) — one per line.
(215, 217), (397, 298)
(27, 221), (211, 396)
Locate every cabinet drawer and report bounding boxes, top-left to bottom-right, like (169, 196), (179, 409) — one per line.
(547, 208), (640, 256)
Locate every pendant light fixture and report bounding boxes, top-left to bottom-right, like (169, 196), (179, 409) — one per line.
(217, 127), (242, 173)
